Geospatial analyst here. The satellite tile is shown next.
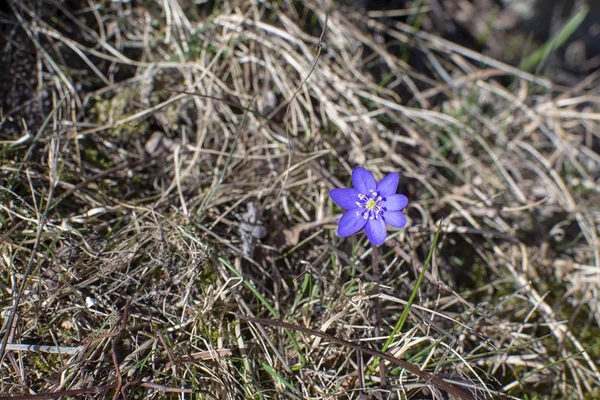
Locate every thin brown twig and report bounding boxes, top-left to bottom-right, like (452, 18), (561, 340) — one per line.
(237, 314), (477, 400)
(276, 9), (328, 202)
(0, 380), (199, 400)
(103, 297), (132, 400)
(0, 385), (117, 400)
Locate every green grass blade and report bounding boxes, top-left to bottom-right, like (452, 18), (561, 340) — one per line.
(217, 254), (306, 370)
(261, 361), (299, 395)
(519, 6), (589, 73)
(367, 220), (444, 375)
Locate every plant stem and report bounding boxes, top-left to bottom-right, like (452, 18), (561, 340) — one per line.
(367, 221), (444, 377)
(371, 245), (387, 387)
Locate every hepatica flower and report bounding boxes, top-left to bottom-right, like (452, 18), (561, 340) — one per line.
(330, 167), (408, 246)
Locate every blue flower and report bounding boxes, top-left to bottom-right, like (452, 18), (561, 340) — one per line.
(330, 167), (408, 246)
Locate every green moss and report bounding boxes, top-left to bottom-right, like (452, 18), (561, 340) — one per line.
(82, 148), (113, 169)
(30, 353), (59, 374)
(584, 388), (600, 400)
(90, 89), (150, 138)
(475, 10), (497, 47)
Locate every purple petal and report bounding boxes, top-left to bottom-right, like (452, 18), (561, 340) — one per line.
(383, 211), (406, 228)
(337, 210), (368, 237)
(330, 188), (361, 210)
(382, 194), (408, 211)
(376, 172), (399, 196)
(352, 167), (376, 193)
(365, 218), (387, 246)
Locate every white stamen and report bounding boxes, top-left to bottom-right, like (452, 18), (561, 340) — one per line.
(354, 189), (385, 221)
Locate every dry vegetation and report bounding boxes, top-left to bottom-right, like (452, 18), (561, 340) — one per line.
(1, 0), (600, 399)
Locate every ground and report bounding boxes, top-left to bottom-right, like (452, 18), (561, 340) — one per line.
(1, 0), (599, 399)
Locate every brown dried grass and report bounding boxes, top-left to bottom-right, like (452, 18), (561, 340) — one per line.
(1, 0), (599, 398)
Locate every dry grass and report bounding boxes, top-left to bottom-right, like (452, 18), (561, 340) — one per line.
(1, 0), (599, 399)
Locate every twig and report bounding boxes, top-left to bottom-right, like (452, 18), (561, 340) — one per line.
(2, 344), (83, 355)
(0, 380), (199, 400)
(0, 384), (117, 400)
(237, 314), (476, 400)
(275, 9), (328, 202)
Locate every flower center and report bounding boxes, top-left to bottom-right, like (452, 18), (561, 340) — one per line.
(356, 190), (385, 220)
(365, 199), (377, 210)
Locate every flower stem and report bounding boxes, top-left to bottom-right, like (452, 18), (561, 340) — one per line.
(371, 245), (387, 387)
(367, 220), (444, 377)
